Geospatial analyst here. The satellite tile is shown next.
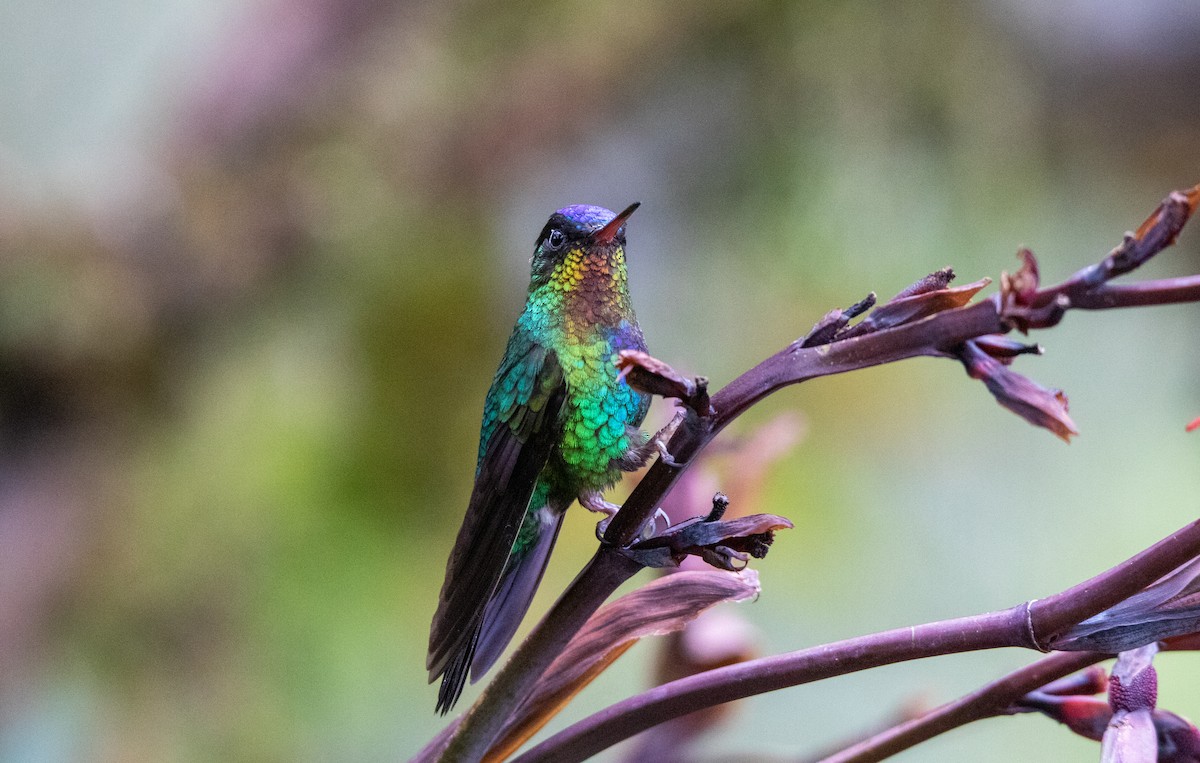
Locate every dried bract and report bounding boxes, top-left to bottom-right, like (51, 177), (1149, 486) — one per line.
(958, 340), (1077, 442)
(483, 569), (761, 761)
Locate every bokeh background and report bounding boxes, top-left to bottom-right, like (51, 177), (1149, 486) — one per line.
(2, 1), (1200, 760)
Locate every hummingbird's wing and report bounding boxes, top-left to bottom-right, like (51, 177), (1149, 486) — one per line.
(426, 341), (566, 708)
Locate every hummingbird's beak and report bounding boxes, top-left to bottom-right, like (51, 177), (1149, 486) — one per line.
(591, 202), (640, 245)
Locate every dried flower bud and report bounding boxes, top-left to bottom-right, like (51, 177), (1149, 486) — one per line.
(1016, 692), (1111, 741)
(890, 267), (956, 301)
(1080, 186), (1200, 288)
(616, 350), (709, 414)
(1002, 248), (1040, 303)
(958, 340), (1077, 442)
(1124, 186), (1200, 270)
(624, 511), (793, 570)
(803, 307), (850, 347)
(801, 293), (876, 347)
(840, 278), (990, 341)
(1135, 186), (1200, 244)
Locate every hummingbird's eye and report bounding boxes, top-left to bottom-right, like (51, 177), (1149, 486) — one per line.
(546, 229), (566, 251)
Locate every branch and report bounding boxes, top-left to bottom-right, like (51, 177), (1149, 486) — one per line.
(835, 636), (1200, 762)
(512, 515), (1200, 762)
(819, 652), (1110, 763)
(430, 185), (1200, 761)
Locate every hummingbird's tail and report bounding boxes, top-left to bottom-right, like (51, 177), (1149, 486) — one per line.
(433, 505), (565, 714)
(472, 505), (565, 679)
(434, 628), (478, 714)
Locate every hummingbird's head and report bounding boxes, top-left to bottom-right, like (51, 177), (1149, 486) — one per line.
(529, 203), (639, 288)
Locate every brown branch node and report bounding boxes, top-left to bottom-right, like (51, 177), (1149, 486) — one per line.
(617, 350), (712, 416)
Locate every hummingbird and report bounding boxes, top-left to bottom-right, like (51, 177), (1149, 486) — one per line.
(427, 203), (660, 713)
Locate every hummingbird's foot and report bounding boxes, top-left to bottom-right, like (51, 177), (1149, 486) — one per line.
(654, 438), (683, 469)
(650, 411), (687, 468)
(581, 491), (621, 516)
(638, 508), (672, 542)
(618, 411), (688, 471)
(593, 506), (671, 542)
(582, 492), (621, 540)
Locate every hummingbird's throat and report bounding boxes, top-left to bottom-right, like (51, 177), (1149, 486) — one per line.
(549, 246), (627, 294)
(541, 244), (633, 332)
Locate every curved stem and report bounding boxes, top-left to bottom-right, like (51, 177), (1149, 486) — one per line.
(513, 607), (1031, 763)
(821, 651), (1109, 763)
(605, 269), (1200, 551)
(604, 297), (1005, 548)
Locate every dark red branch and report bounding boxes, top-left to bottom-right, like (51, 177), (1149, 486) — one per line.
(513, 608), (1033, 763)
(1035, 521), (1200, 649)
(832, 639), (1200, 762)
(1069, 275), (1200, 310)
(820, 652), (1110, 763)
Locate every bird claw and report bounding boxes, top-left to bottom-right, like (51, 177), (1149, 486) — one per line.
(654, 438), (684, 468)
(595, 515), (611, 540)
(581, 492), (620, 516)
(651, 411), (687, 468)
(638, 508), (671, 542)
(582, 492), (620, 540)
(597, 507), (671, 542)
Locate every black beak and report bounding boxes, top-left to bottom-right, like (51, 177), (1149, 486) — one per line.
(591, 202), (640, 245)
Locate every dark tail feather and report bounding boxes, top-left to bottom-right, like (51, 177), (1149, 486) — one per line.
(436, 624), (479, 715)
(471, 507), (566, 680)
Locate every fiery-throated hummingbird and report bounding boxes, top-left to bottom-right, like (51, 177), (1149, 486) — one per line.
(427, 203), (659, 713)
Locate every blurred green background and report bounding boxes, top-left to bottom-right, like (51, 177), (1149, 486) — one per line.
(2, 1), (1199, 760)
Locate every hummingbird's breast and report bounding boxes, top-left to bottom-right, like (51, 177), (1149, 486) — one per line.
(524, 243), (648, 496)
(551, 318), (648, 494)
